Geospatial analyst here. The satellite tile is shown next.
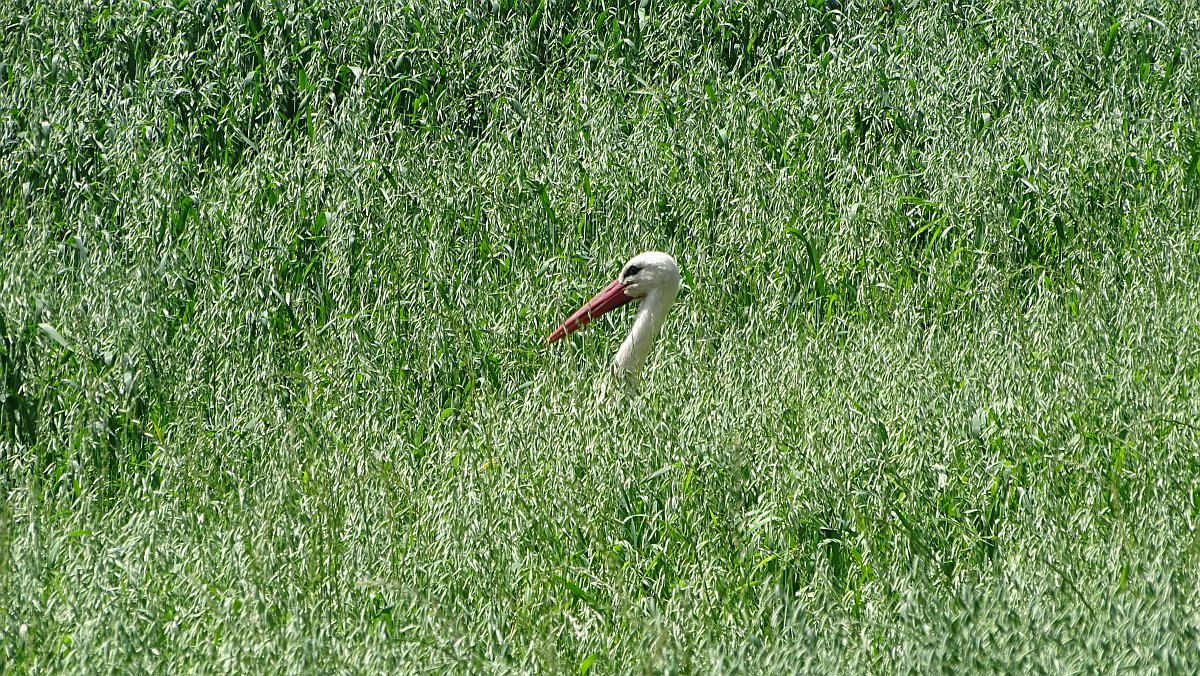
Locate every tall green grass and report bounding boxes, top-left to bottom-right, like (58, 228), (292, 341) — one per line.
(3, 0), (1199, 671)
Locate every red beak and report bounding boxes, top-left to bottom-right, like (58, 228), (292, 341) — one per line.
(544, 279), (635, 345)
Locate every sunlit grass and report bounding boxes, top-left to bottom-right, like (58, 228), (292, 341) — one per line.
(2, 0), (1199, 671)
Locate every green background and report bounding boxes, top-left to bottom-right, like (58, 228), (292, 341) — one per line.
(2, 0), (1199, 671)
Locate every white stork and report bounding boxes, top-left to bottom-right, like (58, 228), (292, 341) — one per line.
(545, 251), (681, 389)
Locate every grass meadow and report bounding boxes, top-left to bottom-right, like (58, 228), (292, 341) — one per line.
(3, 0), (1200, 671)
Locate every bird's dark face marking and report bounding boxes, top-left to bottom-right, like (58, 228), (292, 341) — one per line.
(621, 264), (642, 281)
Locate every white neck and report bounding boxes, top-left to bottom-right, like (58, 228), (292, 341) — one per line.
(613, 287), (678, 385)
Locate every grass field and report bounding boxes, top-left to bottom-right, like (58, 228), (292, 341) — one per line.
(3, 0), (1200, 671)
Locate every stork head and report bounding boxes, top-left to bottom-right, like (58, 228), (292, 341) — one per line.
(544, 251), (680, 345)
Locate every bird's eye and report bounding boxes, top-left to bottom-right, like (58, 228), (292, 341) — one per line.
(623, 265), (642, 279)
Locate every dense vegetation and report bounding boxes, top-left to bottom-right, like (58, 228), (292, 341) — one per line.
(3, 0), (1199, 671)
